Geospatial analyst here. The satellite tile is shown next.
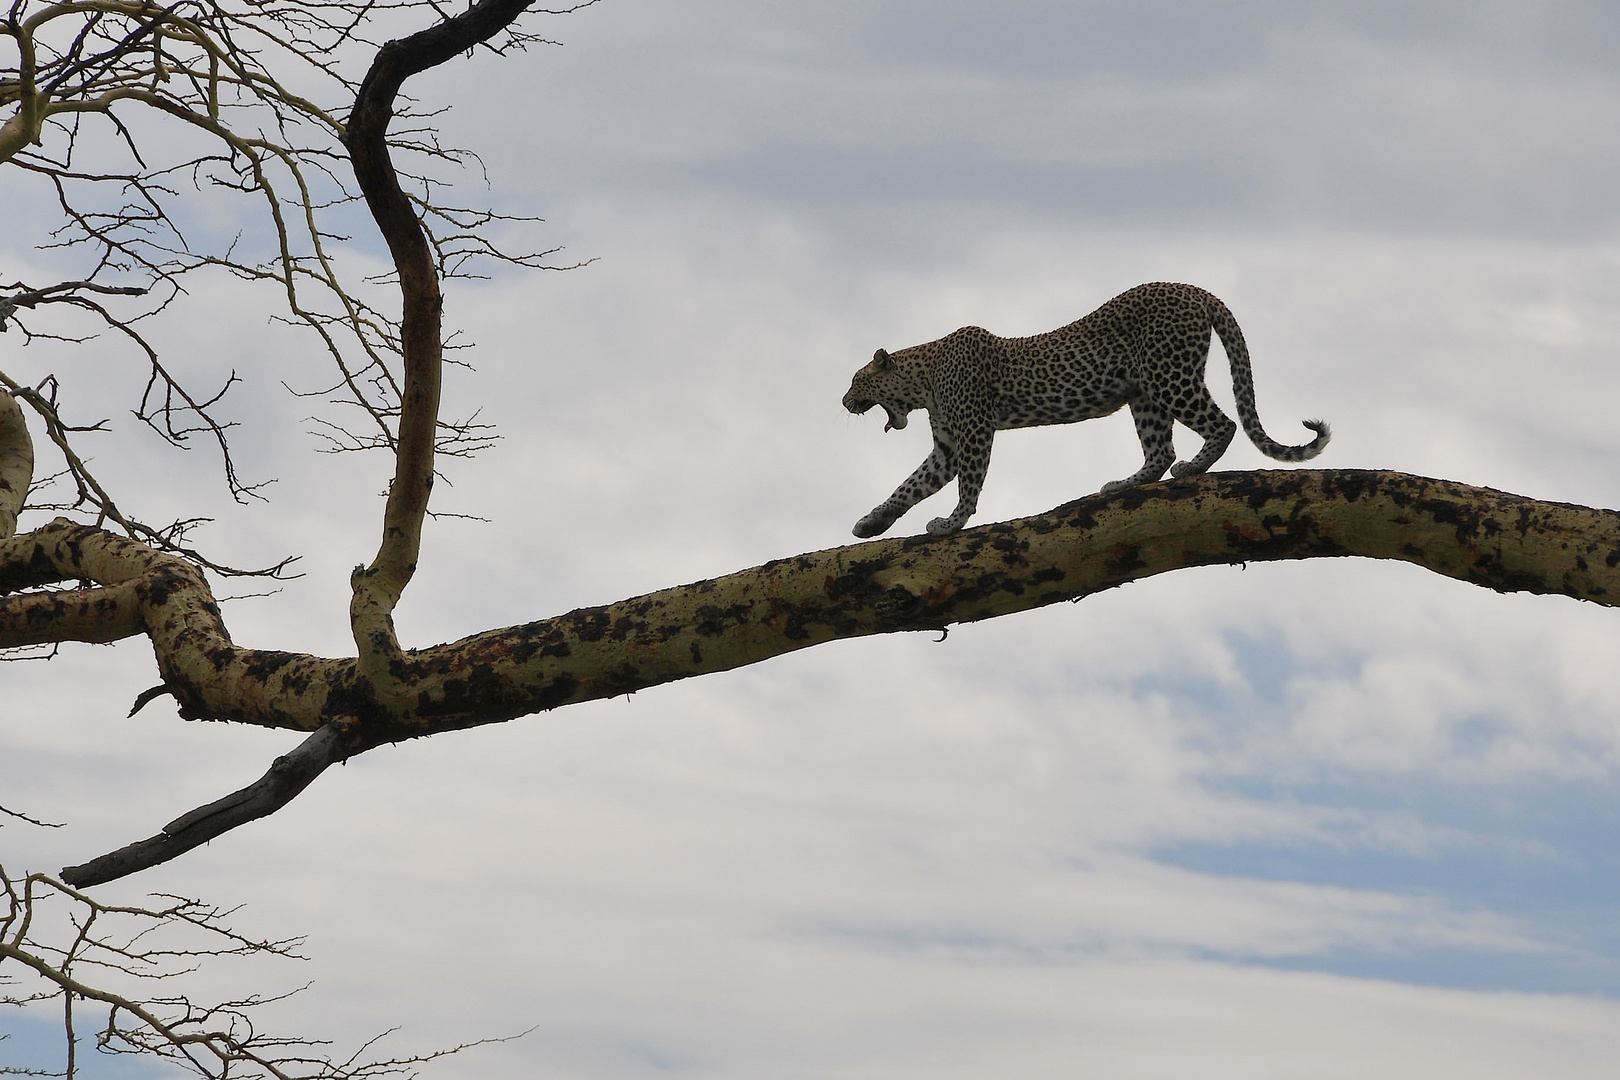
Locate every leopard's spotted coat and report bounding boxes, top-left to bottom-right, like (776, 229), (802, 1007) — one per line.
(843, 281), (1330, 537)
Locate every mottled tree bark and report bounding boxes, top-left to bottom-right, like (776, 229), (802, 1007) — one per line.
(7, 469), (1618, 742)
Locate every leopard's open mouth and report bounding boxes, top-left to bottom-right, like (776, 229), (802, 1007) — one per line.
(845, 396), (905, 432)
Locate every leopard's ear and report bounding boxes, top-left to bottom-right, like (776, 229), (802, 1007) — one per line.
(873, 348), (893, 370)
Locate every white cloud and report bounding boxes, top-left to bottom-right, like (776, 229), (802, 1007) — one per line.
(7, 2), (1620, 1075)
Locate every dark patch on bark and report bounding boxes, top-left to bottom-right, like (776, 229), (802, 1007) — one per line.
(1047, 497), (1101, 532)
(569, 607), (612, 642)
(1326, 470), (1379, 505)
(594, 662), (649, 698)
(1412, 496), (1477, 540)
(990, 533), (1031, 567)
(875, 584), (920, 624)
(243, 651), (297, 679)
(1222, 470), (1283, 511)
(826, 559), (892, 604)
(1105, 543), (1146, 576)
(278, 664), (315, 697)
(435, 663), (509, 709)
(1110, 485), (1160, 513)
(773, 597), (825, 641)
(317, 674), (384, 724)
(510, 622), (572, 663)
(143, 569), (177, 608)
(0, 542), (61, 594)
(530, 673), (581, 712)
(759, 555), (815, 574)
(694, 602), (753, 637)
(607, 614), (648, 642)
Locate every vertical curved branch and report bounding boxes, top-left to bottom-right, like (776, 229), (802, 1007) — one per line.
(0, 8), (42, 163)
(0, 386), (33, 540)
(342, 0), (536, 695)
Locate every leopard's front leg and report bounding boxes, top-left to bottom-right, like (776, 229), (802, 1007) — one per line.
(926, 424), (994, 536)
(853, 434), (956, 538)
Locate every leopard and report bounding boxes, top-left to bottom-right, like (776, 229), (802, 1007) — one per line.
(842, 281), (1330, 538)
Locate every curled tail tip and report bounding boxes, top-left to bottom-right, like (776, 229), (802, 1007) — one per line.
(1301, 418), (1331, 457)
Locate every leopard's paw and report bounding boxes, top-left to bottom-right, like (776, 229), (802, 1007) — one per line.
(853, 511), (895, 538)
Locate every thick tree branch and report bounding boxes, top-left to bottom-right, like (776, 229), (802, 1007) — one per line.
(11, 467), (1620, 884)
(0, 579), (143, 645)
(9, 469), (1620, 733)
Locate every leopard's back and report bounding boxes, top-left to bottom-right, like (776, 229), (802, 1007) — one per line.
(990, 282), (1220, 430)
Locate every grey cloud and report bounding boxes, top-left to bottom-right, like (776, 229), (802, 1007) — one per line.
(458, 1), (1620, 241)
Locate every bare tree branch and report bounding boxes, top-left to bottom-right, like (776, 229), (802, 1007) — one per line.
(4, 0), (577, 567)
(341, 0), (543, 691)
(61, 725), (357, 888)
(1, 863), (526, 1076)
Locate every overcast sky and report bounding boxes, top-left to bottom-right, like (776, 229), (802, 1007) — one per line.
(6, 1), (1620, 1077)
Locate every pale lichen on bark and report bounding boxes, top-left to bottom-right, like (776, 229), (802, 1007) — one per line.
(0, 389), (31, 540)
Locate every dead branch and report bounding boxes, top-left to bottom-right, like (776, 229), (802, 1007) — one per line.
(0, 863), (524, 1077)
(60, 725), (356, 888)
(4, 0), (574, 567)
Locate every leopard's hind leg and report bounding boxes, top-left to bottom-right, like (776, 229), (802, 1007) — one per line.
(1155, 330), (1237, 480)
(1167, 392), (1237, 478)
(1101, 398), (1176, 494)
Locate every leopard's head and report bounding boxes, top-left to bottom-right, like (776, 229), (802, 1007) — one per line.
(843, 347), (920, 432)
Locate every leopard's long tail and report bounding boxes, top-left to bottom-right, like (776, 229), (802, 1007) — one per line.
(1209, 295), (1330, 462)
